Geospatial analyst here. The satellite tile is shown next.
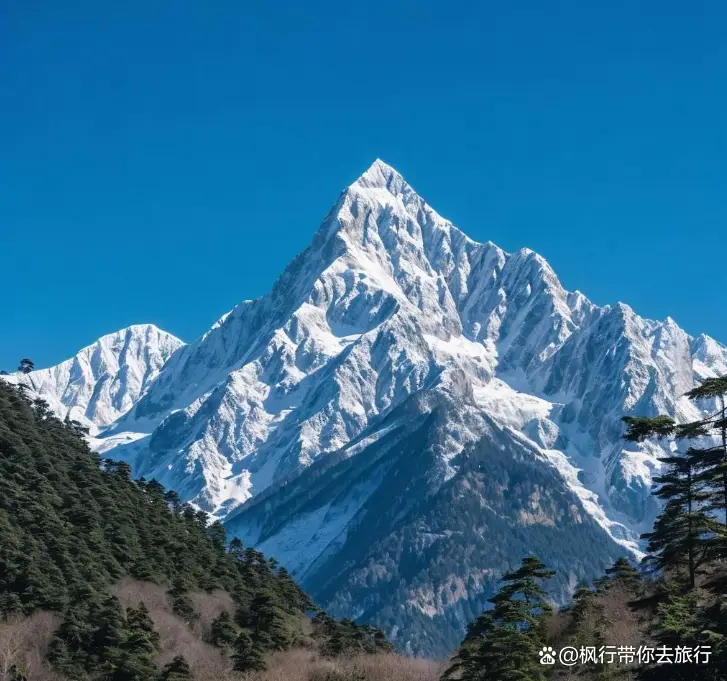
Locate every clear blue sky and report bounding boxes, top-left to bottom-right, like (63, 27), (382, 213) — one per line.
(2, 1), (726, 370)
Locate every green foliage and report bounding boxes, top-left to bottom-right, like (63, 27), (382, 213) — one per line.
(622, 415), (677, 442)
(206, 520), (227, 550)
(636, 587), (710, 681)
(48, 594), (159, 680)
(685, 378), (727, 403)
(562, 581), (608, 673)
(603, 557), (642, 594)
(159, 655), (193, 681)
(231, 629), (266, 672)
(313, 612), (394, 657)
(642, 453), (718, 589)
(167, 579), (197, 623)
(248, 590), (294, 650)
(125, 602), (160, 658)
(17, 358), (34, 374)
(0, 381), (392, 679)
(701, 594), (727, 673)
(209, 610), (237, 648)
(8, 665), (28, 681)
(445, 557), (554, 681)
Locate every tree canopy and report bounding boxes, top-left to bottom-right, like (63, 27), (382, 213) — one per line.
(0, 380), (391, 678)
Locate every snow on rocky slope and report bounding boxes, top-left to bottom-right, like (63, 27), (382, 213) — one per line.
(11, 160), (727, 654)
(98, 160), (726, 528)
(3, 325), (184, 433)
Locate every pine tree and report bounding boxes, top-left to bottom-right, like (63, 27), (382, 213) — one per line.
(124, 603), (160, 660)
(210, 610), (237, 648)
(163, 489), (181, 510)
(126, 603), (158, 641)
(32, 397), (51, 418)
(560, 583), (609, 679)
(624, 385), (727, 678)
(17, 359), (34, 374)
(444, 556), (554, 681)
(64, 415), (90, 436)
(231, 630), (266, 672)
(206, 521), (227, 550)
(637, 586), (708, 681)
(685, 377), (727, 520)
(167, 579), (197, 623)
(567, 582), (602, 633)
(112, 652), (158, 681)
(699, 594), (727, 674)
(603, 556), (642, 593)
(228, 537), (244, 559)
(360, 624), (395, 654)
(159, 655), (193, 681)
(641, 452), (717, 589)
(624, 376), (727, 525)
(249, 590), (291, 651)
(92, 595), (127, 674)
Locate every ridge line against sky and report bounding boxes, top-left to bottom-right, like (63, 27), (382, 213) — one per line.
(2, 0), (726, 370)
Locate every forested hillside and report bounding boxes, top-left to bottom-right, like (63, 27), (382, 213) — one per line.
(445, 376), (727, 681)
(0, 381), (399, 680)
(6, 369), (727, 680)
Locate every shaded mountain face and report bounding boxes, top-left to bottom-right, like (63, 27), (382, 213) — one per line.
(10, 161), (727, 655)
(4, 324), (183, 433)
(224, 386), (631, 656)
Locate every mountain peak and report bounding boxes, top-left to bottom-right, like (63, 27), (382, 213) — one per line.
(14, 162), (727, 658)
(5, 324), (184, 432)
(96, 323), (183, 347)
(354, 158), (405, 191)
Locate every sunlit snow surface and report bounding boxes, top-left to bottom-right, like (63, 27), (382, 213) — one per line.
(8, 160), (727, 563)
(4, 325), (183, 434)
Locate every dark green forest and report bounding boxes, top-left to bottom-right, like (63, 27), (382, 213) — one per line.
(4, 373), (727, 680)
(0, 381), (392, 680)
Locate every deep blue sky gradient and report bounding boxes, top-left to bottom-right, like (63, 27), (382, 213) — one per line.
(2, 1), (726, 370)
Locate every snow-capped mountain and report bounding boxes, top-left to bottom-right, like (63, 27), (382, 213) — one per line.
(11, 160), (727, 654)
(4, 325), (184, 433)
(97, 160), (726, 525)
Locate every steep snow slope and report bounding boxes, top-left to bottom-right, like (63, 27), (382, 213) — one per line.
(15, 160), (727, 654)
(98, 160), (726, 531)
(4, 325), (184, 433)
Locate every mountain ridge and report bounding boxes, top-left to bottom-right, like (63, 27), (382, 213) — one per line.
(7, 159), (727, 654)
(4, 324), (184, 433)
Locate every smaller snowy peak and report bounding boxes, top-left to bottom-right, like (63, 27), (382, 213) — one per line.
(509, 247), (567, 291)
(692, 333), (727, 379)
(5, 324), (184, 432)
